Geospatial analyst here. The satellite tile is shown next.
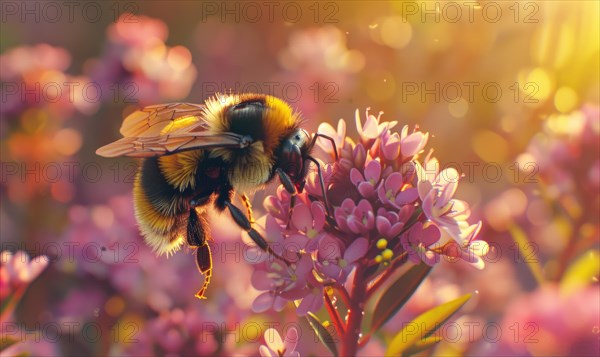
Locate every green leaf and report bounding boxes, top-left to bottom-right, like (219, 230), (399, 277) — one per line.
(508, 224), (545, 285)
(561, 250), (600, 294)
(386, 293), (472, 356)
(306, 312), (338, 357)
(0, 336), (20, 352)
(402, 336), (442, 356)
(371, 263), (432, 332)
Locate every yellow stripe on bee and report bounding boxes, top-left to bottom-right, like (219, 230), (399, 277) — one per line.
(262, 95), (300, 153)
(158, 150), (203, 191)
(133, 171), (184, 255)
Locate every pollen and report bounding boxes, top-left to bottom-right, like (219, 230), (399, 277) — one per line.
(382, 249), (393, 261)
(375, 255), (383, 263)
(376, 238), (388, 249)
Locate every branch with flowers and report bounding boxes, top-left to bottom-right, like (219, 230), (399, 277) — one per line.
(251, 109), (488, 356)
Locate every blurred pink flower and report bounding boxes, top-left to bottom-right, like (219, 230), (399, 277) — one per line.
(88, 14), (197, 104)
(259, 327), (300, 357)
(0, 251), (48, 294)
(501, 284), (599, 356)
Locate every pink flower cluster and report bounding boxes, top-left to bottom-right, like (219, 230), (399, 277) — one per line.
(250, 108), (487, 315)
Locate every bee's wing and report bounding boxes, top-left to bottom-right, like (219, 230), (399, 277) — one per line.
(96, 102), (252, 158)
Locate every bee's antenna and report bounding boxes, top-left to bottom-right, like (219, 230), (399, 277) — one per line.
(308, 133), (338, 161)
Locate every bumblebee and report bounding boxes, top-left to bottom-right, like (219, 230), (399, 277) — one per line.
(96, 93), (335, 299)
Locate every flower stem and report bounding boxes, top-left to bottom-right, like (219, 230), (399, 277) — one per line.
(341, 265), (367, 357)
(324, 291), (345, 336)
(366, 252), (408, 299)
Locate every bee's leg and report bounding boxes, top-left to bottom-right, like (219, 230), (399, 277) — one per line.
(240, 193), (254, 224)
(187, 208), (213, 299)
(275, 168), (298, 226)
(194, 243), (212, 300)
(223, 199), (289, 265)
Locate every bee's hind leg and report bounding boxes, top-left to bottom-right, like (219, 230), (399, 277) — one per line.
(187, 208), (213, 299)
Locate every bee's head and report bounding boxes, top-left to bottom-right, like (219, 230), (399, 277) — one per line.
(278, 129), (312, 192)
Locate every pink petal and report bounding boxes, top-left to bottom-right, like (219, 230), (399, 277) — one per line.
(344, 238), (368, 263)
(377, 183), (389, 204)
(385, 173), (404, 192)
(353, 144), (366, 167)
(356, 199), (374, 214)
(259, 345), (276, 357)
(311, 202), (326, 231)
(253, 292), (275, 313)
(388, 222), (405, 237)
(291, 203), (312, 232)
(264, 328), (285, 353)
(401, 132), (427, 157)
(346, 216), (361, 234)
(350, 168), (364, 186)
(357, 182), (375, 198)
(376, 216), (391, 236)
(364, 160), (381, 182)
(395, 187), (419, 205)
(296, 293), (324, 316)
(318, 236), (342, 260)
(362, 115), (380, 139)
(251, 270), (273, 290)
(382, 132), (401, 160)
(438, 180), (458, 207)
(283, 327), (299, 354)
(320, 263), (343, 280)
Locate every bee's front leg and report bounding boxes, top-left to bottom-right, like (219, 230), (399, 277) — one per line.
(275, 168), (299, 227)
(223, 199), (289, 266)
(239, 193), (254, 224)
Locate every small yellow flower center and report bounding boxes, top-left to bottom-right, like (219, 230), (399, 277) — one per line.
(376, 238), (388, 249)
(382, 249), (393, 261)
(386, 189), (394, 200)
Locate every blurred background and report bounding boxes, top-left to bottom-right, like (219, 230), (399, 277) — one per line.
(1, 1), (598, 356)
